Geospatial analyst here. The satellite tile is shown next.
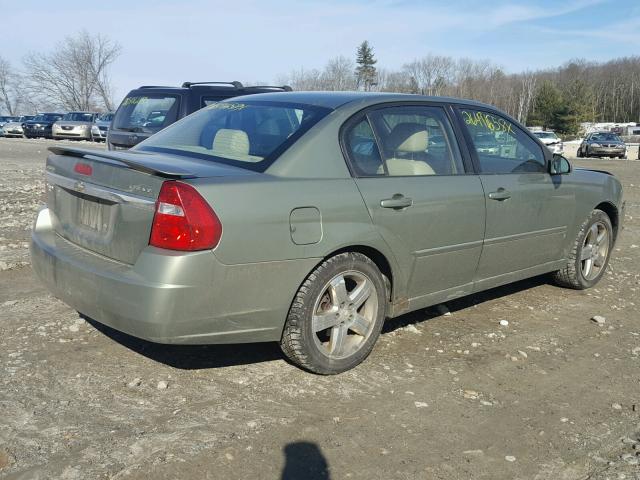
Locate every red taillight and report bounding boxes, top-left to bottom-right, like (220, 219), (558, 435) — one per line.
(74, 163), (93, 176)
(149, 181), (222, 251)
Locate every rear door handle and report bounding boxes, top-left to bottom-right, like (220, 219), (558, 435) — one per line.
(380, 194), (413, 209)
(488, 188), (511, 201)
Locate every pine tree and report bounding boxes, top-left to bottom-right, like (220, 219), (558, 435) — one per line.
(355, 41), (377, 91)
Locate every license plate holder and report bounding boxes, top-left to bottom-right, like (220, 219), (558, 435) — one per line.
(77, 199), (107, 232)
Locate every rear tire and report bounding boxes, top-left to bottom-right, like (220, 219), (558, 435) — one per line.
(280, 252), (387, 374)
(552, 209), (613, 289)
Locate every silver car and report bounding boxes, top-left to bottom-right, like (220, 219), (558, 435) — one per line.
(533, 131), (563, 155)
(91, 112), (114, 142)
(31, 92), (624, 374)
(52, 112), (97, 140)
(1, 116), (35, 137)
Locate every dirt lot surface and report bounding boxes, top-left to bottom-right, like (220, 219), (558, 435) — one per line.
(0, 137), (639, 480)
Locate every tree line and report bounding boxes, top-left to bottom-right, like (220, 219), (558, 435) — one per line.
(0, 30), (121, 115)
(278, 41), (640, 134)
(3, 36), (640, 135)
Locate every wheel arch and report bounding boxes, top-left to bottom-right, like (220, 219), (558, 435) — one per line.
(595, 201), (619, 240)
(325, 245), (395, 303)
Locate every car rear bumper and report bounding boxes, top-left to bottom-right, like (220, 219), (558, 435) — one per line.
(31, 207), (318, 344)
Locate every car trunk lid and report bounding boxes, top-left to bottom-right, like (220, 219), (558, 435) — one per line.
(45, 146), (254, 264)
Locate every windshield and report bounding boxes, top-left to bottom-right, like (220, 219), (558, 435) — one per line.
(63, 112), (94, 122)
(32, 114), (63, 122)
(534, 132), (558, 140)
(113, 94), (179, 133)
(591, 133), (621, 142)
(136, 101), (331, 171)
(98, 113), (114, 122)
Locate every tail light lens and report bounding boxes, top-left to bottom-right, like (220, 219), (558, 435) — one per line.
(150, 181), (222, 251)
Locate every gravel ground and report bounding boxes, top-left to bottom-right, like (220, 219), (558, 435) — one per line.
(0, 137), (639, 480)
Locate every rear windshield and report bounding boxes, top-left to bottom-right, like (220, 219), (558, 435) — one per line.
(136, 101), (331, 171)
(591, 133), (621, 142)
(63, 112), (94, 122)
(113, 94), (179, 133)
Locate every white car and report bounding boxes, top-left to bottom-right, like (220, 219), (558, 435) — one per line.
(533, 131), (563, 154)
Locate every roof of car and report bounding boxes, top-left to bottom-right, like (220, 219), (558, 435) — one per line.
(227, 91), (496, 110)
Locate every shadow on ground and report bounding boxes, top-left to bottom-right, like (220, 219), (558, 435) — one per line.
(85, 275), (551, 370)
(281, 441), (330, 480)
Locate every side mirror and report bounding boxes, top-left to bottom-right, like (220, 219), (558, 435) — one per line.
(550, 154), (571, 175)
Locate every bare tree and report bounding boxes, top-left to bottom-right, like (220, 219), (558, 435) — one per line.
(321, 56), (356, 91)
(23, 30), (121, 111)
(0, 56), (22, 115)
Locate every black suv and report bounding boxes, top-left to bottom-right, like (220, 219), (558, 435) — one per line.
(108, 81), (292, 150)
(24, 113), (65, 139)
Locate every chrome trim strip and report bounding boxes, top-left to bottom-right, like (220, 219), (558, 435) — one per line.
(414, 240), (483, 257)
(483, 226), (566, 246)
(46, 171), (155, 208)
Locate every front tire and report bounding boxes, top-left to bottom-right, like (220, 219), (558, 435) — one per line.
(280, 252), (387, 374)
(553, 209), (613, 289)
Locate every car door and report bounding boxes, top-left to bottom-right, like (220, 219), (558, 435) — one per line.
(455, 107), (575, 290)
(343, 104), (486, 309)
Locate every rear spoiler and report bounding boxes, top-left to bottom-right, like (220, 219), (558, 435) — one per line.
(48, 146), (196, 179)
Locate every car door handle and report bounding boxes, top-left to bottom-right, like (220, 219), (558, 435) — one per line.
(488, 189), (511, 201)
(380, 194), (413, 209)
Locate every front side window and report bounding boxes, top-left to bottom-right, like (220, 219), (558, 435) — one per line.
(113, 94), (180, 133)
(461, 109), (545, 174)
(344, 105), (464, 177)
(136, 101), (330, 172)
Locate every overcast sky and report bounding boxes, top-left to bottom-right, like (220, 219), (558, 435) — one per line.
(2, 0), (639, 102)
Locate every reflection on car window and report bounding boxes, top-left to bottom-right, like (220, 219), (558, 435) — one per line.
(113, 95), (179, 133)
(461, 109), (545, 174)
(363, 106), (464, 177)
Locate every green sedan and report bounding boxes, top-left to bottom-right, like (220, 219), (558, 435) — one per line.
(30, 92), (624, 374)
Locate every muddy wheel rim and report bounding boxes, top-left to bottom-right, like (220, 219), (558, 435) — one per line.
(581, 221), (610, 281)
(311, 270), (378, 360)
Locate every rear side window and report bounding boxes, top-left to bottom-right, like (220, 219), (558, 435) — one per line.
(344, 105), (464, 177)
(461, 109), (545, 174)
(343, 118), (384, 176)
(136, 101), (330, 172)
(202, 96), (228, 107)
(113, 94), (180, 133)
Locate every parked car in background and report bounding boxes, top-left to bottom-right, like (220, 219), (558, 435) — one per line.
(1, 115), (35, 137)
(578, 132), (627, 159)
(31, 92), (623, 374)
(52, 112), (97, 141)
(24, 113), (64, 139)
(533, 130), (563, 154)
(0, 115), (19, 135)
(91, 112), (114, 141)
(108, 81), (292, 150)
